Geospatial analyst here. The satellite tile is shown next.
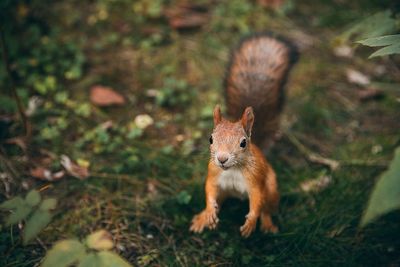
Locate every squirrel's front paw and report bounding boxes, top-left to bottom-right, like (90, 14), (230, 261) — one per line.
(189, 209), (219, 233)
(240, 215), (257, 238)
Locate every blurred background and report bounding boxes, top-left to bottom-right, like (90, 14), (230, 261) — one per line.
(0, 0), (399, 266)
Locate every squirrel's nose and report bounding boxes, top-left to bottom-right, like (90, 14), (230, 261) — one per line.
(217, 155), (228, 164)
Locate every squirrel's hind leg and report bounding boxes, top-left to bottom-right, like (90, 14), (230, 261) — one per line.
(260, 210), (278, 233)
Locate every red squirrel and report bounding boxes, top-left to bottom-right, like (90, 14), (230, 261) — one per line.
(189, 32), (298, 237)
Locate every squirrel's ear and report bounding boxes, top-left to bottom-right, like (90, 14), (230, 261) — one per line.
(241, 106), (254, 136)
(213, 105), (222, 125)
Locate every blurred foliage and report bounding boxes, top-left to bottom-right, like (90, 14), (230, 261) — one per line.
(41, 230), (132, 267)
(155, 77), (195, 108)
(337, 8), (400, 227)
(358, 34), (400, 58)
(336, 10), (399, 44)
(338, 9), (400, 59)
(0, 190), (57, 245)
(361, 148), (400, 226)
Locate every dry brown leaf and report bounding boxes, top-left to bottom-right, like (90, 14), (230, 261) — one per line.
(358, 88), (383, 101)
(5, 137), (27, 152)
(257, 0), (285, 9)
(165, 4), (209, 30)
(346, 69), (370, 86)
(300, 175), (332, 193)
(60, 155), (90, 179)
(333, 45), (354, 58)
(30, 167), (65, 181)
(90, 85), (125, 106)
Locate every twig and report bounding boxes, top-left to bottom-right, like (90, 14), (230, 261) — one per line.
(0, 26), (31, 138)
(0, 146), (19, 179)
(284, 132), (388, 170)
(285, 132), (340, 170)
(35, 237), (47, 251)
(90, 172), (146, 186)
(340, 159), (388, 168)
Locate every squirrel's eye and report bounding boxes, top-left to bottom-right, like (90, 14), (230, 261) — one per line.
(209, 136), (213, 144)
(240, 138), (246, 148)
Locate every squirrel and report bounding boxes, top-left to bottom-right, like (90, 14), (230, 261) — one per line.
(189, 32), (298, 237)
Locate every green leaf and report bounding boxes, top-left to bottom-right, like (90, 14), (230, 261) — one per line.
(41, 240), (86, 267)
(39, 198), (57, 211)
(337, 10), (397, 44)
(25, 190), (41, 207)
(77, 253), (101, 267)
(97, 251), (132, 267)
(0, 196), (25, 210)
(357, 34), (400, 47)
(369, 44), (400, 58)
(6, 204), (32, 226)
(176, 190), (192, 205)
(23, 209), (52, 244)
(361, 147), (400, 227)
(86, 230), (114, 251)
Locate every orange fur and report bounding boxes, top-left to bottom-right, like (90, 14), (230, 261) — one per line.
(190, 107), (279, 237)
(224, 33), (298, 149)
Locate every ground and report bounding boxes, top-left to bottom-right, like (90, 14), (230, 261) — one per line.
(0, 0), (399, 266)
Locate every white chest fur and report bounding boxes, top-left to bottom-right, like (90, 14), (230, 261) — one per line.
(217, 169), (249, 199)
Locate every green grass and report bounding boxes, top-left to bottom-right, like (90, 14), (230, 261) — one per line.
(1, 0), (399, 266)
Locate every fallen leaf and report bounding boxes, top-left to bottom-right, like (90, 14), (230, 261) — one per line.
(300, 175), (332, 193)
(90, 85), (125, 106)
(25, 96), (43, 117)
(257, 0), (285, 9)
(346, 69), (370, 86)
(99, 120), (113, 130)
(134, 114), (154, 129)
(147, 180), (158, 198)
(30, 167), (65, 181)
(60, 155), (89, 179)
(165, 4), (209, 30)
(333, 45), (354, 58)
(77, 158), (90, 169)
(5, 137), (27, 152)
(86, 230), (114, 251)
(358, 88), (383, 101)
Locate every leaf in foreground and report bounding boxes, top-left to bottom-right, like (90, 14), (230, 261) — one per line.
(357, 34), (400, 58)
(23, 209), (52, 244)
(41, 240), (86, 267)
(357, 34), (400, 47)
(78, 253), (101, 267)
(25, 190), (41, 207)
(0, 196), (25, 210)
(6, 204), (32, 226)
(39, 198), (57, 211)
(361, 147), (400, 226)
(97, 251), (132, 267)
(368, 44), (400, 58)
(86, 230), (114, 251)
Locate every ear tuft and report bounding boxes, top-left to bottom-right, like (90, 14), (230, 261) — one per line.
(241, 106), (254, 136)
(213, 105), (222, 126)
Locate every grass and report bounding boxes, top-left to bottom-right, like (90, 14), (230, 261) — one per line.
(1, 0), (399, 266)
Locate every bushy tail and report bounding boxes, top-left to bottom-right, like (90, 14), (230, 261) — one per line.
(224, 32), (298, 149)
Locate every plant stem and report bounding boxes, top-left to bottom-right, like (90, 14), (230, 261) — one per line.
(0, 26), (31, 138)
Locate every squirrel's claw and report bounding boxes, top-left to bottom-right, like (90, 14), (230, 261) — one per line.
(190, 214), (205, 233)
(240, 217), (257, 238)
(189, 209), (219, 233)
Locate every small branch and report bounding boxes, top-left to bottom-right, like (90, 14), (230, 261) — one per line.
(285, 132), (340, 170)
(0, 146), (20, 179)
(0, 26), (31, 138)
(284, 132), (388, 170)
(90, 172), (146, 186)
(35, 237), (47, 251)
(340, 159), (388, 168)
